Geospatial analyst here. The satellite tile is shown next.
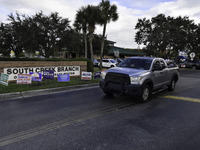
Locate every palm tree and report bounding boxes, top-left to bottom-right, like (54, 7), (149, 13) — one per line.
(74, 7), (88, 58)
(85, 5), (100, 62)
(74, 5), (99, 61)
(98, 0), (119, 70)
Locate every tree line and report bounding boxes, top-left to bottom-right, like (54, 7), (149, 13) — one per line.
(135, 14), (200, 60)
(0, 0), (118, 70)
(0, 11), (81, 58)
(2, 1), (199, 64)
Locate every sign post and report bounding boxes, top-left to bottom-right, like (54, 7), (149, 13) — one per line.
(114, 50), (119, 58)
(190, 52), (195, 61)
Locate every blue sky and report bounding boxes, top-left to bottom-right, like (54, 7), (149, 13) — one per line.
(0, 0), (200, 48)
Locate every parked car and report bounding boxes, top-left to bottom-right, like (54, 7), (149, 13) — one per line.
(115, 58), (123, 64)
(98, 59), (117, 68)
(179, 60), (200, 69)
(93, 59), (99, 67)
(100, 57), (179, 102)
(165, 59), (178, 68)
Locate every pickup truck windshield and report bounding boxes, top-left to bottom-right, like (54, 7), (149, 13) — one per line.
(118, 58), (152, 70)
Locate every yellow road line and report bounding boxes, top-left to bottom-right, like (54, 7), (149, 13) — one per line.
(164, 95), (200, 103)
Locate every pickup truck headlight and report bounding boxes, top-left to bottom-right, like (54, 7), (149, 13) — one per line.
(101, 71), (107, 80)
(130, 76), (143, 84)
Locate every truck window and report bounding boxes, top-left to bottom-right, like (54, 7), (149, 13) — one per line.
(118, 58), (152, 70)
(153, 60), (161, 69)
(153, 60), (160, 67)
(160, 60), (166, 69)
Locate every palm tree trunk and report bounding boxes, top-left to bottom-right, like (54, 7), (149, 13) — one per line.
(100, 23), (107, 70)
(89, 33), (94, 62)
(83, 32), (87, 58)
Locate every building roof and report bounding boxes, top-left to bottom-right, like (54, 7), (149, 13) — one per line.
(106, 40), (116, 44)
(108, 46), (145, 56)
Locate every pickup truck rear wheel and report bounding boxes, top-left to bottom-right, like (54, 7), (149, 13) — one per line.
(168, 78), (176, 91)
(140, 85), (151, 102)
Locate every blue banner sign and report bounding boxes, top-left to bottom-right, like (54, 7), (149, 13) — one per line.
(43, 70), (54, 79)
(58, 74), (70, 82)
(29, 72), (42, 81)
(94, 72), (101, 79)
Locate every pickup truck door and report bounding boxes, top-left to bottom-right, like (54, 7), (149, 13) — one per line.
(160, 60), (171, 85)
(152, 60), (167, 89)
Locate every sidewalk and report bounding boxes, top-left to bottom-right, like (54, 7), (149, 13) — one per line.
(0, 83), (99, 102)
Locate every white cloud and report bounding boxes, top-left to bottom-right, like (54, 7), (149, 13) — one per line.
(0, 0), (82, 21)
(99, 3), (141, 48)
(145, 0), (200, 22)
(0, 0), (200, 48)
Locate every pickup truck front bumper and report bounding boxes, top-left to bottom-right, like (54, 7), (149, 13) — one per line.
(100, 80), (143, 96)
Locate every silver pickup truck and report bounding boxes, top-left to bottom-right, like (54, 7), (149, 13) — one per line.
(100, 57), (179, 102)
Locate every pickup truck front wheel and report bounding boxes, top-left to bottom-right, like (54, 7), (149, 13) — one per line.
(140, 85), (151, 102)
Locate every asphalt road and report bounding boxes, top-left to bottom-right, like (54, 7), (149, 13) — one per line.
(0, 69), (200, 150)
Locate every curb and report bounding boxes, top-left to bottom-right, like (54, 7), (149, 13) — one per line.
(0, 83), (99, 102)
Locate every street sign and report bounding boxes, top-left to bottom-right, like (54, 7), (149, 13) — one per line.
(114, 50), (119, 58)
(190, 52), (195, 58)
(190, 52), (195, 60)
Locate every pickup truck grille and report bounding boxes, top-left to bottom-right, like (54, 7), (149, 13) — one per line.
(105, 72), (130, 84)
